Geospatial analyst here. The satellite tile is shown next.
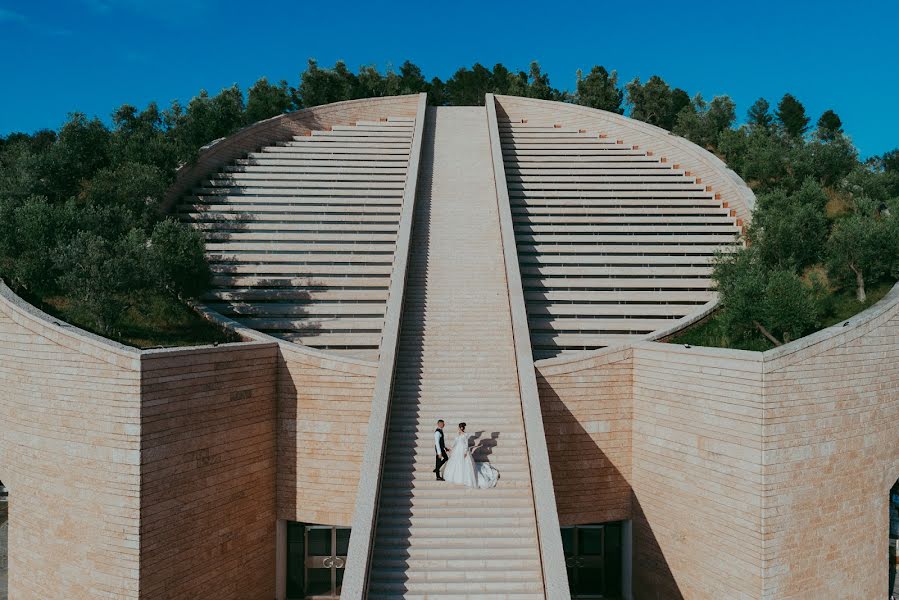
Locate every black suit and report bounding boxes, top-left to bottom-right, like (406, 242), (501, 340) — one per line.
(434, 428), (448, 477)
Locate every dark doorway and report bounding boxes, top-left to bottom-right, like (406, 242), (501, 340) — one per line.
(562, 522), (624, 598)
(286, 522), (350, 599)
(890, 480), (898, 599)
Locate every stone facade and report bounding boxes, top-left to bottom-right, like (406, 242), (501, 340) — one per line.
(0, 95), (896, 599)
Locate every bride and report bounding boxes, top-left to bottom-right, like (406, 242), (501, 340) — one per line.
(442, 423), (499, 489)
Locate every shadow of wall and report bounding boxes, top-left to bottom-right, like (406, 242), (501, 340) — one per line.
(139, 343), (279, 600)
(277, 346), (378, 527)
(537, 348), (682, 598)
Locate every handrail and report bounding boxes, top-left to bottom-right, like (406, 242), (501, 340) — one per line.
(485, 93), (572, 599)
(340, 92), (428, 599)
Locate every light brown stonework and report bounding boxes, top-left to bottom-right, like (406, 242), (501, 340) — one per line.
(277, 345), (377, 527)
(537, 349), (634, 526)
(0, 95), (896, 600)
(140, 344), (279, 599)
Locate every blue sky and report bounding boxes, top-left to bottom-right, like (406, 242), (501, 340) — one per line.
(1, 0), (896, 157)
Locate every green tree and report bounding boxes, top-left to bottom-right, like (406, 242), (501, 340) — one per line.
(397, 61), (429, 95)
(826, 205), (898, 302)
(110, 102), (175, 171)
(79, 162), (169, 227)
(245, 77), (293, 124)
(749, 179), (829, 271)
(296, 59), (357, 107)
(673, 94), (736, 149)
(714, 246), (820, 345)
(170, 86), (246, 162)
(526, 61), (555, 100)
(775, 93), (809, 138)
(55, 229), (149, 334)
(445, 63), (494, 105)
(789, 136), (858, 188)
(747, 98), (774, 132)
(146, 219), (211, 299)
(626, 75), (691, 130)
(575, 66), (624, 113)
(0, 196), (62, 294)
(816, 109), (843, 141)
(491, 64), (528, 97)
(36, 113), (111, 202)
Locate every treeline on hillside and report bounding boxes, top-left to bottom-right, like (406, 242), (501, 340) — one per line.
(1, 58), (898, 346)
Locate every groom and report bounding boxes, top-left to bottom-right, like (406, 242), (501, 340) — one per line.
(434, 419), (448, 481)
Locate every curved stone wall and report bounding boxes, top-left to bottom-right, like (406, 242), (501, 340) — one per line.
(0, 282), (143, 599)
(537, 281), (899, 598)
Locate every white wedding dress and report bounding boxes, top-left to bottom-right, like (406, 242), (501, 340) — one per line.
(442, 432), (499, 489)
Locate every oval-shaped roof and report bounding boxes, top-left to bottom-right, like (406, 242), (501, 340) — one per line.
(175, 94), (754, 362)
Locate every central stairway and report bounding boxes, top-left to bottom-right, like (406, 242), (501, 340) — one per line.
(367, 107), (546, 599)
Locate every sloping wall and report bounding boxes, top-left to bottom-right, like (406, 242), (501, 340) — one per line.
(277, 345), (378, 526)
(760, 284), (899, 599)
(631, 343), (765, 599)
(536, 347), (633, 525)
(0, 282), (143, 599)
(139, 343), (279, 600)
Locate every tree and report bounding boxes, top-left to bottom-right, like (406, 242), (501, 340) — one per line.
(0, 195), (62, 294)
(55, 229), (150, 334)
(146, 219), (211, 299)
(36, 113), (112, 202)
(790, 136), (858, 188)
(749, 179), (829, 271)
(739, 129), (790, 190)
(490, 64), (528, 97)
(575, 66), (624, 114)
(110, 102), (175, 171)
(444, 63), (493, 105)
(245, 77), (293, 124)
(170, 86), (246, 162)
(714, 246), (820, 345)
(626, 75), (691, 130)
(816, 109), (843, 141)
(526, 61), (555, 100)
(79, 162), (169, 228)
(672, 94), (736, 149)
(397, 61), (429, 95)
(747, 98), (774, 132)
(775, 93), (809, 138)
(826, 205), (898, 302)
(296, 59), (357, 108)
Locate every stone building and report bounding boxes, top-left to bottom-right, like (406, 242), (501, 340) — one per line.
(0, 93), (897, 599)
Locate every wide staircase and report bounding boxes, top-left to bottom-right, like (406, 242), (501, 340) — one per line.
(177, 116), (417, 360)
(367, 107), (545, 599)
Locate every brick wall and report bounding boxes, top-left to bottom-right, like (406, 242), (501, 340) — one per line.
(760, 288), (899, 599)
(631, 343), (765, 599)
(277, 345), (378, 527)
(139, 343), (279, 600)
(0, 283), (142, 599)
(536, 348), (633, 525)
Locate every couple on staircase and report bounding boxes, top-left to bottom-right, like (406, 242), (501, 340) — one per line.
(433, 419), (499, 488)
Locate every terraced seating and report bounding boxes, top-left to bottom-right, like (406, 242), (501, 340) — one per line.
(178, 117), (416, 360)
(498, 119), (743, 359)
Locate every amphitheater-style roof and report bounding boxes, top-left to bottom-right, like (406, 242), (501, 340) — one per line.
(176, 94), (752, 362)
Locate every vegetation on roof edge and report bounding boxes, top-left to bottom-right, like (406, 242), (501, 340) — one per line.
(0, 59), (897, 349)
